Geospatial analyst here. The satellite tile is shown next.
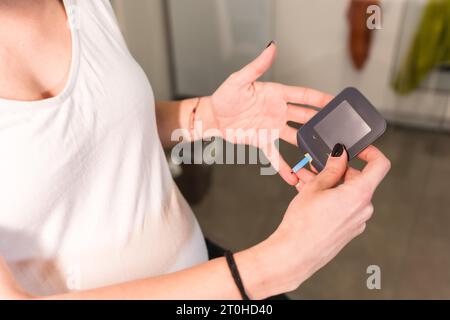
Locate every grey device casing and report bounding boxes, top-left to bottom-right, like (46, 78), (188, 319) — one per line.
(296, 87), (386, 172)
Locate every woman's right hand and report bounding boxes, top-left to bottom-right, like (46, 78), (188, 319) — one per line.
(0, 143), (389, 300)
(250, 144), (391, 297)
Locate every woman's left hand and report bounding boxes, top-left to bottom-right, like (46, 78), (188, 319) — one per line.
(207, 42), (333, 185)
(0, 257), (31, 299)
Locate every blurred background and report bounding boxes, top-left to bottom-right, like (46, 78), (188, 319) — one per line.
(110, 0), (450, 299)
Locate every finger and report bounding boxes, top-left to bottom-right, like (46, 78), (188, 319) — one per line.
(295, 179), (305, 192)
(308, 143), (348, 191)
(353, 223), (367, 238)
(309, 162), (319, 174)
(280, 125), (298, 146)
(279, 126), (316, 184)
(283, 86), (333, 108)
(356, 145), (383, 162)
(344, 167), (361, 181)
(287, 104), (318, 124)
(231, 42), (277, 85)
(295, 167), (316, 184)
(360, 203), (374, 223)
(279, 155), (299, 185)
(264, 146), (299, 185)
(354, 145), (391, 193)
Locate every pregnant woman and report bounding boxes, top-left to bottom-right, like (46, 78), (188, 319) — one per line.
(0, 0), (390, 299)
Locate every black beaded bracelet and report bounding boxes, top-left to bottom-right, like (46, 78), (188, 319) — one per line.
(224, 250), (250, 300)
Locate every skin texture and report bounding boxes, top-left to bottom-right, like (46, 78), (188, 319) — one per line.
(157, 44), (333, 186)
(0, 0), (71, 101)
(0, 0), (391, 299)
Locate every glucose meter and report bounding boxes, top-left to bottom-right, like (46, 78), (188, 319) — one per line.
(295, 87), (386, 172)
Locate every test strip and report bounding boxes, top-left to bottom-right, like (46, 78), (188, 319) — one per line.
(292, 153), (313, 173)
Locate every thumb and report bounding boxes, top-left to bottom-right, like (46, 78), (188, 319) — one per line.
(309, 143), (348, 191)
(232, 41), (276, 85)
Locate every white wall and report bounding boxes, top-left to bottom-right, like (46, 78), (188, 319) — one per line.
(273, 0), (449, 128)
(111, 0), (449, 128)
(274, 0), (403, 108)
(167, 0), (273, 97)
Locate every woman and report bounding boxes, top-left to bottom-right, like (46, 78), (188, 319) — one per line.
(0, 0), (390, 299)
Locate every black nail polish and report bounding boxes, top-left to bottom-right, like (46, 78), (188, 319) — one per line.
(266, 40), (275, 48)
(331, 143), (344, 157)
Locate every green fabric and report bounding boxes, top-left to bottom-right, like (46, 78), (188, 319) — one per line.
(393, 0), (450, 95)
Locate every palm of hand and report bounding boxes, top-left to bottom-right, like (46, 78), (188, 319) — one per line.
(210, 43), (332, 185)
(212, 81), (287, 138)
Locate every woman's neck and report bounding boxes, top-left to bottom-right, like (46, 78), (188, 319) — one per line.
(0, 0), (63, 40)
(0, 0), (56, 22)
(0, 0), (71, 101)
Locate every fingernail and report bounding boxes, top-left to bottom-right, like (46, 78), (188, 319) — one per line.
(266, 40), (275, 48)
(331, 143), (344, 157)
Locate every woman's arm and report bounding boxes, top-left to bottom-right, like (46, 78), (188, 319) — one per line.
(156, 43), (335, 185)
(155, 98), (216, 148)
(0, 145), (390, 300)
(0, 258), (32, 299)
(42, 246), (276, 300)
(0, 242), (288, 300)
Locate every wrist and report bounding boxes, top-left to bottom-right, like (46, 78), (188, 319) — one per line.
(234, 237), (299, 299)
(236, 232), (315, 299)
(194, 96), (220, 139)
(233, 245), (273, 300)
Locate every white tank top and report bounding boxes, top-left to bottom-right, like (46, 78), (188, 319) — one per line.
(0, 0), (207, 296)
